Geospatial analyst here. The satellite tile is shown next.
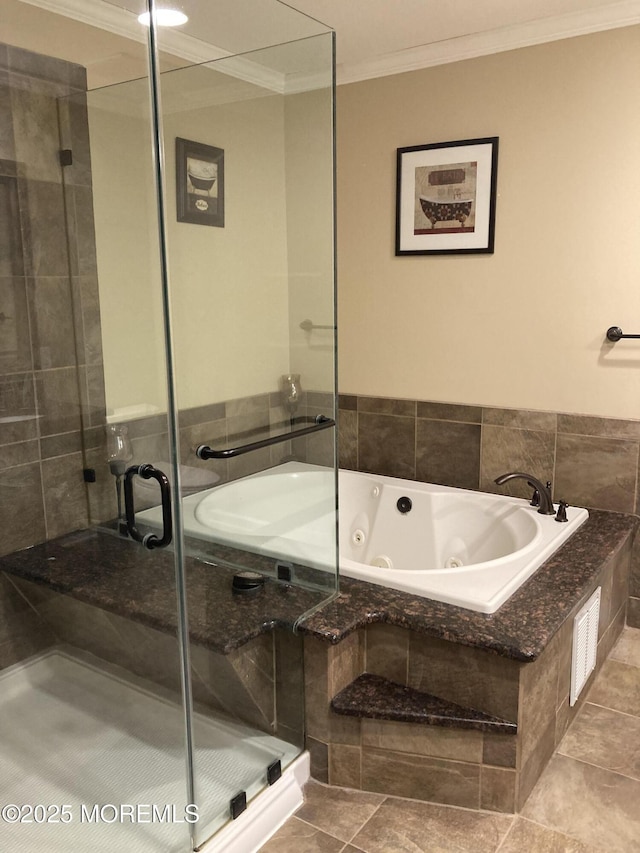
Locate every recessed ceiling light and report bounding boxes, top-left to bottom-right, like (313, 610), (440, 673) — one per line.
(138, 9), (189, 27)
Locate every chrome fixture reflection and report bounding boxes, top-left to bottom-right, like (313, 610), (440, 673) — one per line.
(107, 423), (133, 533)
(281, 373), (302, 422)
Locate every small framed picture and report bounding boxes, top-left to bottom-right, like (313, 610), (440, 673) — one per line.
(176, 137), (224, 227)
(395, 137), (498, 255)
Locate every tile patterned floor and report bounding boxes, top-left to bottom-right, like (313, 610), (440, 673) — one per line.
(259, 625), (640, 853)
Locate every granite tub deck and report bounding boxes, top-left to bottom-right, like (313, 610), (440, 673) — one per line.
(297, 509), (637, 813)
(0, 509), (630, 656)
(0, 529), (328, 742)
(0, 529), (329, 655)
(299, 509), (635, 659)
(0, 509), (635, 813)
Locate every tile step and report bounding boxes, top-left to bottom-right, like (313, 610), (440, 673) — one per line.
(330, 673), (517, 734)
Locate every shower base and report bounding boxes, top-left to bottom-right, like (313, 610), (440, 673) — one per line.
(0, 649), (300, 852)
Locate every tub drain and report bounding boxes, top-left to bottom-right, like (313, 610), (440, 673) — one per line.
(370, 555), (393, 569)
(445, 556), (464, 569)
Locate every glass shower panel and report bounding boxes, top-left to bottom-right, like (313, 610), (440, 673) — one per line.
(58, 76), (195, 853)
(77, 78), (170, 525)
(153, 27), (337, 849)
(151, 32), (338, 589)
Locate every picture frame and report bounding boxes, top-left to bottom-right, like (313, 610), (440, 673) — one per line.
(395, 137), (498, 255)
(176, 137), (224, 227)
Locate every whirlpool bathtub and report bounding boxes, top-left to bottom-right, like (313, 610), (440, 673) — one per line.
(136, 461), (588, 614)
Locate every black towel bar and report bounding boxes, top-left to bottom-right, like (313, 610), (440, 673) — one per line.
(196, 415), (335, 460)
(606, 326), (640, 342)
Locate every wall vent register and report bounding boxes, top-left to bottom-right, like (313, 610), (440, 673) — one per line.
(570, 586), (601, 706)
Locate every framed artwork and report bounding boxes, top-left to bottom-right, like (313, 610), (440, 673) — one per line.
(395, 137), (498, 255)
(176, 137), (224, 227)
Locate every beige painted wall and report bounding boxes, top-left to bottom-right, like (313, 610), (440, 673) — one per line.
(286, 87), (336, 395)
(336, 26), (640, 419)
(92, 58), (336, 415)
(161, 87), (291, 410)
(91, 72), (291, 414)
(89, 88), (169, 420)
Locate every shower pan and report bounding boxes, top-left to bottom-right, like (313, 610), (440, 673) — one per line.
(0, 1), (337, 851)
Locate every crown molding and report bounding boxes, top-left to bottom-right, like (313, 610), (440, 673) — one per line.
(17, 0), (286, 93)
(19, 0), (152, 46)
(18, 0), (639, 93)
(336, 0), (640, 85)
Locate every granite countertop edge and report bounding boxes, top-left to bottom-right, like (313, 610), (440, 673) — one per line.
(0, 508), (635, 662)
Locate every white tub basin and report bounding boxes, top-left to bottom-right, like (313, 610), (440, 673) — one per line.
(194, 468), (335, 538)
(136, 461), (588, 613)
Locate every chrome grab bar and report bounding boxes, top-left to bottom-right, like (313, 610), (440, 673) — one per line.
(196, 414), (335, 460)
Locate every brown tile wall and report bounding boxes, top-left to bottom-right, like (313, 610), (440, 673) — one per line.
(0, 44), (99, 670)
(0, 45), (105, 560)
(339, 394), (640, 622)
(304, 534), (631, 812)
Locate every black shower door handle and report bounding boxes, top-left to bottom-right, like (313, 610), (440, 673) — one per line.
(123, 464), (173, 549)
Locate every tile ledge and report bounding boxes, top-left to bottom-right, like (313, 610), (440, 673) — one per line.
(330, 673), (517, 735)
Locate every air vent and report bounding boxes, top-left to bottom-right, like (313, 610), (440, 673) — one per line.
(570, 587), (600, 706)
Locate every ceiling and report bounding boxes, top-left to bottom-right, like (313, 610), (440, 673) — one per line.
(2, 0), (639, 88)
(296, 0), (636, 59)
(296, 0), (640, 83)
